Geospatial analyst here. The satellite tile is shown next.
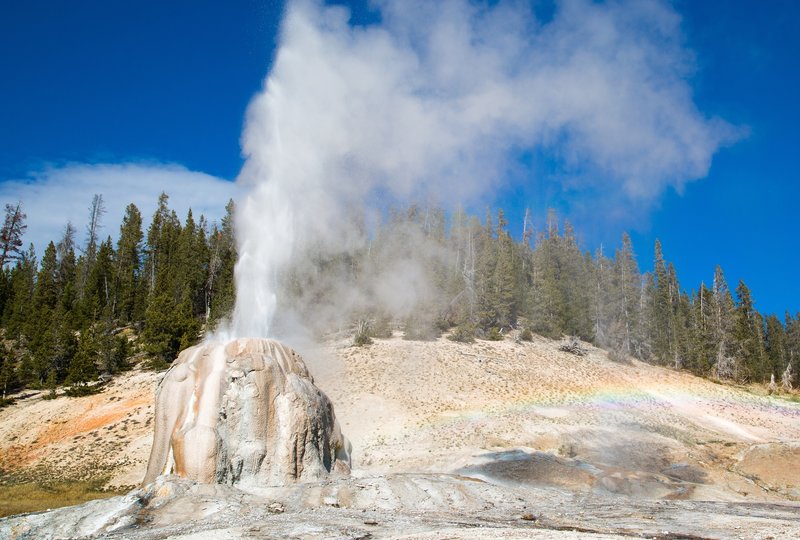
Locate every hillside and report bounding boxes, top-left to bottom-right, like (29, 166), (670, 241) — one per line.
(1, 333), (799, 537)
(319, 334), (800, 502)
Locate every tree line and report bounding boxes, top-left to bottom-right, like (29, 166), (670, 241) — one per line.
(281, 205), (798, 390)
(0, 198), (796, 402)
(0, 194), (236, 400)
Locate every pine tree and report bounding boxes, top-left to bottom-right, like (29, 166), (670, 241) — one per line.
(491, 209), (519, 329)
(0, 344), (17, 400)
(733, 280), (767, 382)
(207, 200), (236, 326)
(784, 312), (800, 388)
(82, 238), (116, 321)
(56, 223), (78, 317)
(144, 192), (174, 295)
(2, 244), (36, 340)
(666, 263), (690, 369)
(712, 266), (736, 379)
(175, 209), (208, 320)
(529, 210), (565, 338)
(649, 240), (673, 365)
(559, 221), (592, 340)
(687, 283), (718, 376)
(445, 207), (478, 331)
(142, 194), (198, 361)
(34, 242), (59, 311)
(612, 233), (641, 356)
(65, 327), (99, 395)
(95, 315), (129, 375)
(115, 203), (144, 324)
(0, 202), (27, 268)
(25, 242), (61, 384)
(77, 194), (106, 300)
(143, 292), (197, 367)
(591, 245), (614, 348)
(764, 314), (787, 383)
(475, 209), (498, 331)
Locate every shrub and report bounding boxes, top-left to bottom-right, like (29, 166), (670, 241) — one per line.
(353, 320), (373, 347)
(486, 327), (503, 341)
(403, 316), (440, 341)
(448, 324), (475, 343)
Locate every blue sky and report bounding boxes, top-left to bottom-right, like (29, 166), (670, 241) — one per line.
(0, 0), (798, 317)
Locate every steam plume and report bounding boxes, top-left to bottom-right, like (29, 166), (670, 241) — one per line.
(229, 0), (736, 338)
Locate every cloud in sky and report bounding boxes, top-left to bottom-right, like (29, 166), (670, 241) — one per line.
(0, 162), (237, 254)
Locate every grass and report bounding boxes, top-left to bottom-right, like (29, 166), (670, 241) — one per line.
(0, 480), (124, 518)
(778, 393), (800, 404)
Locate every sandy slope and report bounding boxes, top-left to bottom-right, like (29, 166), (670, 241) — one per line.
(316, 333), (800, 502)
(0, 369), (155, 490)
(1, 333), (799, 537)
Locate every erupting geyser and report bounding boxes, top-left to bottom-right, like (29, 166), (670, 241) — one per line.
(143, 338), (350, 487)
(146, 0), (735, 490)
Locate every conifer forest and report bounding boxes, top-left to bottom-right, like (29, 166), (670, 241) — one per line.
(0, 195), (797, 404)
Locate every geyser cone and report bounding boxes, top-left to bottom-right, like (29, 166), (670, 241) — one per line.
(143, 338), (350, 487)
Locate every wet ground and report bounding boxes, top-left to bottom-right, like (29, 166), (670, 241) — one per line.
(3, 474), (799, 539)
(458, 449), (709, 500)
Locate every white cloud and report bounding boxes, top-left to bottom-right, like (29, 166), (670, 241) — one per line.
(0, 162), (237, 254)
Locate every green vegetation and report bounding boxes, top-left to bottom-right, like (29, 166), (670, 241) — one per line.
(0, 481), (123, 518)
(0, 195), (796, 401)
(279, 204), (799, 388)
(0, 194), (236, 401)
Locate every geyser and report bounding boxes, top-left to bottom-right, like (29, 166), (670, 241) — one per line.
(143, 338), (350, 487)
(227, 0), (737, 339)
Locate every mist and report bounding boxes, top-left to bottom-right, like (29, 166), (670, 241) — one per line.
(227, 0), (736, 340)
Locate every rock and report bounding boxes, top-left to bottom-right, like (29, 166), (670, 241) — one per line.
(142, 338), (350, 487)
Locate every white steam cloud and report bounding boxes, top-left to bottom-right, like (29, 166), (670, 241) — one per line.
(230, 0), (737, 338)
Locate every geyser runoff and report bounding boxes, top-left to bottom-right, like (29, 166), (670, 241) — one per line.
(229, 0), (736, 338)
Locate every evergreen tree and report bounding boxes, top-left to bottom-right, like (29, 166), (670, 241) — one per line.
(611, 233), (641, 356)
(712, 266), (736, 379)
(2, 244), (36, 340)
(65, 327), (99, 395)
(648, 240), (673, 365)
(142, 194), (199, 361)
(115, 203), (144, 324)
(475, 209), (498, 331)
(529, 210), (565, 338)
(144, 193), (178, 296)
(26, 242), (61, 384)
(491, 209), (519, 329)
(445, 207), (478, 331)
(77, 194), (106, 300)
(175, 209), (208, 319)
(0, 344), (17, 399)
(764, 314), (787, 383)
(0, 202), (27, 268)
(559, 222), (592, 340)
(82, 238), (116, 320)
(733, 280), (767, 382)
(56, 223), (78, 317)
(143, 292), (198, 367)
(687, 283), (719, 376)
(591, 245), (614, 348)
(207, 200), (236, 326)
(34, 242), (59, 311)
(95, 315), (129, 375)
(784, 312), (800, 388)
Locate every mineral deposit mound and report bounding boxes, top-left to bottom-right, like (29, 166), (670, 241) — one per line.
(143, 338), (351, 487)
